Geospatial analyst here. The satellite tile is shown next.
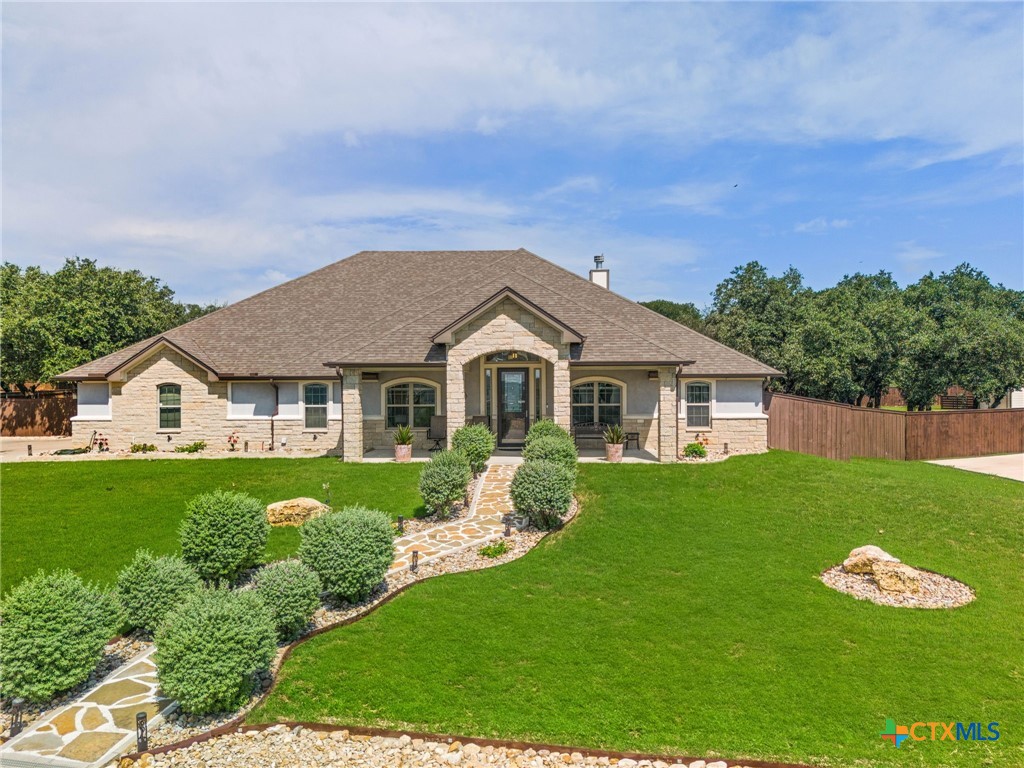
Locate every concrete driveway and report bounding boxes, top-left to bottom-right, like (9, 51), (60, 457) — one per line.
(928, 453), (1024, 482)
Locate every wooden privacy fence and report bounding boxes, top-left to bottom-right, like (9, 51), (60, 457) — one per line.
(764, 392), (1024, 461)
(0, 393), (75, 437)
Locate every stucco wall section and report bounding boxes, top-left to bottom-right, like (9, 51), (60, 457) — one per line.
(70, 350), (344, 454)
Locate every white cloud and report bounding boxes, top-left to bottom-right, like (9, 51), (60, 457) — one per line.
(659, 182), (737, 215)
(536, 176), (602, 199)
(794, 217), (852, 233)
(895, 241), (943, 266)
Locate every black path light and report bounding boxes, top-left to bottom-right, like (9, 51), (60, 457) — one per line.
(410, 550), (419, 572)
(9, 698), (25, 737)
(503, 514), (512, 537)
(397, 515), (405, 534)
(136, 711), (149, 752)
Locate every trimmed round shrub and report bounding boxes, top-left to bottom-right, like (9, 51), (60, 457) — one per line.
(510, 459), (575, 530)
(179, 490), (270, 582)
(298, 506), (395, 603)
(0, 570), (122, 702)
(116, 550), (202, 634)
(451, 424), (495, 475)
(522, 435), (578, 475)
(524, 419), (571, 449)
(252, 560), (322, 640)
(683, 442), (708, 458)
(419, 449), (472, 517)
(154, 587), (276, 715)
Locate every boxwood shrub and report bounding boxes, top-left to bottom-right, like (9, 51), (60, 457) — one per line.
(522, 435), (578, 476)
(450, 424), (495, 475)
(179, 490), (270, 582)
(510, 459), (575, 530)
(419, 449), (472, 517)
(523, 419), (571, 449)
(252, 559), (322, 640)
(298, 506), (395, 603)
(0, 570), (122, 702)
(155, 587), (276, 714)
(116, 550), (202, 634)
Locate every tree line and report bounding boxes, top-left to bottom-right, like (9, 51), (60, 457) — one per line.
(642, 262), (1024, 409)
(1, 258), (220, 391)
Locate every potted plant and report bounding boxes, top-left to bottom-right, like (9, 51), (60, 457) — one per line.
(603, 424), (626, 463)
(393, 424), (414, 462)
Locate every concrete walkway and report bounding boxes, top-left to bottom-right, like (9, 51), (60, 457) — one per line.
(0, 464), (520, 767)
(928, 453), (1024, 482)
(0, 648), (172, 768)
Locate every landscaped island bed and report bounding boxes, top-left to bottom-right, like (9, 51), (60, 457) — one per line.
(250, 453), (1023, 768)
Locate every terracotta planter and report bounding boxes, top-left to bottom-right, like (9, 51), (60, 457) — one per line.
(605, 442), (624, 463)
(394, 444), (413, 463)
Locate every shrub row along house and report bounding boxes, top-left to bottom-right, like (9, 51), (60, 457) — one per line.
(56, 250), (779, 460)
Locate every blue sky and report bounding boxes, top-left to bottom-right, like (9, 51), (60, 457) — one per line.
(3, 2), (1022, 308)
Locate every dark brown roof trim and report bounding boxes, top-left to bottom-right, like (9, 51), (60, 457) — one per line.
(570, 360), (688, 367)
(431, 286), (584, 345)
(322, 362), (446, 369)
(685, 372), (785, 379)
(54, 337), (219, 382)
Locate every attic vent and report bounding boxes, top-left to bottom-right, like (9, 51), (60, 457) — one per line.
(589, 254), (609, 289)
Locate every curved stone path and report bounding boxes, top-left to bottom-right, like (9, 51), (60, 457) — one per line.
(0, 464), (518, 768)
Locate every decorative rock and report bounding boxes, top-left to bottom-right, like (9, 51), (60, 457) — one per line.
(873, 561), (922, 594)
(842, 545), (899, 574)
(266, 497), (329, 527)
(705, 763), (727, 768)
(688, 762), (706, 768)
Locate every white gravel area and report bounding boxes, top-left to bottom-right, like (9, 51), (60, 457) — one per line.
(820, 565), (975, 609)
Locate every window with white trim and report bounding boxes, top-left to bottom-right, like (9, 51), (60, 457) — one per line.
(304, 383), (328, 429)
(158, 384), (181, 429)
(685, 382), (711, 428)
(385, 382), (437, 428)
(571, 381), (622, 426)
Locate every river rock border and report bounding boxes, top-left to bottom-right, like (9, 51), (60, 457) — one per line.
(820, 564), (976, 609)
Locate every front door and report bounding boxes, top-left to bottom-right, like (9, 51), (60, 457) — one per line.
(498, 368), (529, 448)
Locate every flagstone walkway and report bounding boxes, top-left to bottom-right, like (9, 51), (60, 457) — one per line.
(0, 463), (519, 768)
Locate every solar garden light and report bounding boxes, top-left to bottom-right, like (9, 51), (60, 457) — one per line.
(27, 444), (32, 456)
(410, 550), (419, 572)
(9, 698), (25, 737)
(503, 514), (512, 537)
(136, 711), (148, 752)
(396, 515), (405, 534)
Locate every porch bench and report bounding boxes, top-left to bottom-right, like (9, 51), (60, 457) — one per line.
(571, 422), (640, 451)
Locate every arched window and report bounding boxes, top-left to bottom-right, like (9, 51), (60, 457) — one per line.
(304, 383), (328, 429)
(685, 382), (711, 427)
(385, 381), (438, 428)
(571, 380), (622, 426)
(158, 384), (181, 429)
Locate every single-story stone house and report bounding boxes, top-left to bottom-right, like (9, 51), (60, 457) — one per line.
(56, 250), (780, 461)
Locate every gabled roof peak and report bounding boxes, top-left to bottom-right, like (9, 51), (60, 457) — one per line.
(431, 286), (584, 345)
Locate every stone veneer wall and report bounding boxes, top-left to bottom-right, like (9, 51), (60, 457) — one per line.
(681, 417), (768, 454)
(71, 350), (344, 455)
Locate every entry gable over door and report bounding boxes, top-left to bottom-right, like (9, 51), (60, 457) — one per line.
(431, 287), (584, 346)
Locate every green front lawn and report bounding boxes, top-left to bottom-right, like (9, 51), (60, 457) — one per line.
(251, 452), (1024, 768)
(0, 458), (425, 591)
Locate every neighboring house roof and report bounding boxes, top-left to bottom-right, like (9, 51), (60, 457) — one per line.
(56, 249), (781, 380)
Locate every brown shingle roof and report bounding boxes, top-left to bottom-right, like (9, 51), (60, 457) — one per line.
(56, 249), (780, 380)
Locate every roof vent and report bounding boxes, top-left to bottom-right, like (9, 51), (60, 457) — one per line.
(589, 254), (609, 289)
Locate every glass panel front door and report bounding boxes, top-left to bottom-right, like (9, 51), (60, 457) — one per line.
(498, 368), (529, 447)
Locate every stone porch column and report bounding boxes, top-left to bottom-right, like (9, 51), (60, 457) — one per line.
(552, 358), (571, 430)
(341, 369), (363, 462)
(657, 367), (678, 463)
(446, 357), (466, 448)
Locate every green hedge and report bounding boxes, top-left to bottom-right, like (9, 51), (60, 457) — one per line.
(299, 507), (394, 603)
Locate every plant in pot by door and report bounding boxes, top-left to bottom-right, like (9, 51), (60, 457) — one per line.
(393, 424), (414, 462)
(603, 424), (626, 463)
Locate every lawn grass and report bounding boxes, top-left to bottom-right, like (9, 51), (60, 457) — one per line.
(1, 458), (425, 591)
(251, 452), (1024, 768)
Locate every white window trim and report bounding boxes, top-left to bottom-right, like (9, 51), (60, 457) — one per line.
(302, 381), (331, 431)
(157, 382), (183, 432)
(381, 377), (441, 430)
(570, 376), (627, 425)
(677, 378), (768, 429)
(226, 381), (274, 420)
(71, 382), (112, 421)
(225, 380), (341, 422)
(481, 360), (547, 423)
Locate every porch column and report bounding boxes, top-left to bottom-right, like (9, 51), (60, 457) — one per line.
(341, 368), (363, 462)
(446, 358), (466, 447)
(657, 366), (678, 463)
(552, 358), (571, 430)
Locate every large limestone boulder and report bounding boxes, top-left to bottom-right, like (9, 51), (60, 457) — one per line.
(843, 545), (900, 574)
(873, 561), (922, 594)
(267, 497), (329, 527)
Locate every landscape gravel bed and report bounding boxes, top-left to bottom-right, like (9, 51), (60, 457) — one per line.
(820, 565), (975, 609)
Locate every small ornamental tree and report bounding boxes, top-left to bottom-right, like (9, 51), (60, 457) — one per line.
(0, 570), (122, 702)
(298, 507), (395, 603)
(179, 490), (269, 582)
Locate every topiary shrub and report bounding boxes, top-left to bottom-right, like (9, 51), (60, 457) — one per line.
(116, 550), (202, 634)
(451, 424), (495, 475)
(252, 560), (322, 640)
(683, 442), (708, 458)
(510, 459), (575, 530)
(179, 490), (270, 582)
(524, 419), (571, 449)
(154, 587), (276, 715)
(298, 506), (395, 603)
(522, 435), (578, 475)
(418, 449), (472, 518)
(0, 570), (122, 703)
